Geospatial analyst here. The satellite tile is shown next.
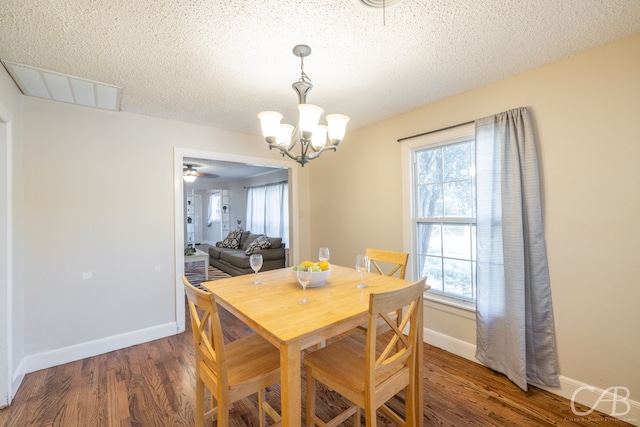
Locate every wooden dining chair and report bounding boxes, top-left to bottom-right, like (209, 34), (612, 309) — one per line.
(182, 277), (282, 427)
(356, 248), (411, 336)
(304, 277), (426, 427)
(365, 248), (409, 280)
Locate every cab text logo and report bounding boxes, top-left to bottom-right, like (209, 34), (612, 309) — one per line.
(571, 386), (631, 417)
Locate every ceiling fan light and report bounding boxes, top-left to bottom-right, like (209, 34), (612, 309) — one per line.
(326, 114), (350, 143)
(183, 165), (199, 182)
(258, 111), (283, 139)
(298, 104), (324, 137)
(311, 125), (328, 149)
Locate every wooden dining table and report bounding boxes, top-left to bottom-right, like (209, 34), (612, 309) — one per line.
(202, 264), (426, 427)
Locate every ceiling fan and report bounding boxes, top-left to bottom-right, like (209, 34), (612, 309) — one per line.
(183, 164), (219, 182)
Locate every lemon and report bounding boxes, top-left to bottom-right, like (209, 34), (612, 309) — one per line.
(301, 260), (315, 268)
(317, 261), (330, 271)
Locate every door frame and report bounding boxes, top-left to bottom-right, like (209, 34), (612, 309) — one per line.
(173, 148), (299, 332)
(0, 102), (13, 406)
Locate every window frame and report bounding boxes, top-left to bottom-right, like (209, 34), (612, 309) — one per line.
(401, 123), (477, 311)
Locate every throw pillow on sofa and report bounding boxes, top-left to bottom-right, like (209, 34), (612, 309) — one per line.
(220, 229), (244, 249)
(245, 235), (272, 255)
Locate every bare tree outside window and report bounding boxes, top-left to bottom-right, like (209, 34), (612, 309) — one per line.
(414, 140), (476, 302)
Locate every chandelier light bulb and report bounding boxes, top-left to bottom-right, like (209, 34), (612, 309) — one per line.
(298, 104), (324, 137)
(326, 114), (350, 144)
(311, 125), (328, 149)
(277, 124), (294, 147)
(258, 111), (283, 140)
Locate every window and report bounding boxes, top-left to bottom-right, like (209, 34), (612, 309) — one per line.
(246, 182), (289, 247)
(404, 123), (476, 305)
(207, 191), (221, 227)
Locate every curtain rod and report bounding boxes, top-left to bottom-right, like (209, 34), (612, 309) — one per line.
(397, 120), (474, 142)
(243, 180), (288, 190)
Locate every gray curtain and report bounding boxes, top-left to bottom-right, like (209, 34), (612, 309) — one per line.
(475, 107), (559, 391)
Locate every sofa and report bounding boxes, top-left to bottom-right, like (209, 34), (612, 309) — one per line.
(208, 230), (286, 276)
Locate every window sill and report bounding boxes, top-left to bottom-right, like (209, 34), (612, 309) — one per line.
(422, 292), (476, 320)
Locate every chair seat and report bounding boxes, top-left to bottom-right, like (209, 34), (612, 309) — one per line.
(305, 335), (403, 395)
(226, 333), (281, 386)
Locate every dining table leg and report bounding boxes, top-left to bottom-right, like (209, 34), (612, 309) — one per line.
(280, 342), (302, 426)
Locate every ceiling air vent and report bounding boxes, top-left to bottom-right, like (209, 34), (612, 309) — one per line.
(1, 60), (122, 111)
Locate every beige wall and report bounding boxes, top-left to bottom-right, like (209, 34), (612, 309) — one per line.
(310, 33), (640, 399)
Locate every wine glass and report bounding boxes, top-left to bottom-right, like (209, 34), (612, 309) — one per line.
(355, 254), (369, 288)
(318, 247), (330, 262)
(249, 254), (263, 285)
(297, 266), (312, 304)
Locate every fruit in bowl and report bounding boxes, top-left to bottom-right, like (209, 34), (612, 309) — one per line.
(291, 261), (331, 287)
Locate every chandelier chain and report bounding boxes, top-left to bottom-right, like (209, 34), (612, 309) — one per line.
(299, 55), (311, 83)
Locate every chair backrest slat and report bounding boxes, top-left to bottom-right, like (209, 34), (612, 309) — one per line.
(365, 248), (409, 279)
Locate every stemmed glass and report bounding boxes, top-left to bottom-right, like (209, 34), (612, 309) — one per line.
(249, 254), (263, 285)
(355, 254), (369, 288)
(297, 266), (312, 304)
(318, 247), (330, 263)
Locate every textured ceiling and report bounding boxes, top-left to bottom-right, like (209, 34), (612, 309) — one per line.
(1, 0), (640, 138)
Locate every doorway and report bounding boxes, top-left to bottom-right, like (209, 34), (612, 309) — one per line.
(173, 148), (299, 333)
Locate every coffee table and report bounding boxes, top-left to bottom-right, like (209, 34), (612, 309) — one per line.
(185, 248), (209, 280)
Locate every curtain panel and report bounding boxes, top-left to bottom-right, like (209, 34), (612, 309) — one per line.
(246, 182), (289, 247)
(475, 107), (559, 391)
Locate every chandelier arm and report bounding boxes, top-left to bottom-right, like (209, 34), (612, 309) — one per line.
(268, 141), (300, 162)
(307, 145), (338, 160)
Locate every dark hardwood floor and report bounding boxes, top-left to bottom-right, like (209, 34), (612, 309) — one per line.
(0, 302), (632, 426)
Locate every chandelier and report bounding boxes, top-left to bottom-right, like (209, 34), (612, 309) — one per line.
(258, 45), (350, 167)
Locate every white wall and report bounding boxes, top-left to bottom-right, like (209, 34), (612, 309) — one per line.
(310, 33), (640, 418)
(0, 64), (25, 404)
(13, 95), (309, 372)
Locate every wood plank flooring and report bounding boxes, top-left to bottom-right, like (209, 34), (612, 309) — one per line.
(0, 302), (632, 426)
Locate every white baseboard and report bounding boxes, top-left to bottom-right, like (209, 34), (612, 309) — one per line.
(23, 322), (180, 374)
(423, 327), (640, 426)
(424, 327), (479, 362)
(10, 358), (25, 401)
